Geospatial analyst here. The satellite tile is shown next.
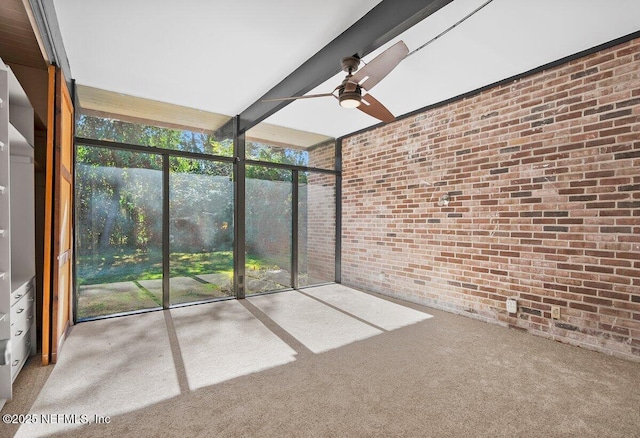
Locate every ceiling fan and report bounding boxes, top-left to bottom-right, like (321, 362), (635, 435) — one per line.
(263, 41), (409, 123)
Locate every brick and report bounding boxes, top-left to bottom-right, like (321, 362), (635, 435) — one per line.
(601, 227), (632, 233)
(569, 302), (597, 313)
(600, 109), (633, 121)
(618, 184), (640, 192)
(558, 264), (583, 271)
(544, 226), (568, 232)
(618, 201), (640, 209)
(531, 118), (554, 127)
(570, 180), (597, 188)
(584, 104), (614, 115)
(617, 269), (640, 278)
(599, 291), (630, 301)
(615, 151), (640, 160)
(500, 146), (520, 154)
(616, 97), (640, 108)
(584, 296), (614, 307)
(555, 322), (579, 331)
(571, 67), (598, 80)
(533, 176), (556, 183)
(521, 307), (542, 316)
(569, 195), (597, 202)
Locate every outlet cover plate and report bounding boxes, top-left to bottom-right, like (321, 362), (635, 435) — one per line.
(506, 298), (517, 314)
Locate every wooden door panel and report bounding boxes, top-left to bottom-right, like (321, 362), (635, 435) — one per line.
(41, 65), (55, 366)
(51, 67), (73, 363)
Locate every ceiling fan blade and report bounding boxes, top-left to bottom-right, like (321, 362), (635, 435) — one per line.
(358, 94), (395, 123)
(262, 92), (335, 103)
(348, 41), (409, 91)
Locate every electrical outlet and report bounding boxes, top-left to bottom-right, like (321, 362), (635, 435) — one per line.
(506, 298), (518, 314)
(551, 306), (561, 320)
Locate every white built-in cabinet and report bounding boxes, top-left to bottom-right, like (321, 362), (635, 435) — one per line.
(0, 58), (37, 409)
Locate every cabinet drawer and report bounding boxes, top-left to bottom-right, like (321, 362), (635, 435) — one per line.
(11, 300), (34, 339)
(11, 329), (31, 381)
(11, 278), (34, 307)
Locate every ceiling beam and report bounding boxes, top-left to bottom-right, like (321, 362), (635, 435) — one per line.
(237, 0), (452, 134)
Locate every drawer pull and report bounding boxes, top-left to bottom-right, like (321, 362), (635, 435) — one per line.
(12, 360), (19, 367)
(27, 315), (33, 322)
(28, 297), (35, 302)
(16, 308), (24, 314)
(15, 330), (23, 337)
(13, 294), (23, 300)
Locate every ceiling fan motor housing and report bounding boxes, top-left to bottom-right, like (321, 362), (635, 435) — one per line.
(338, 76), (362, 107)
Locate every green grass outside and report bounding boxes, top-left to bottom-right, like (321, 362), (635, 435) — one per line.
(76, 248), (293, 319)
(76, 248), (277, 285)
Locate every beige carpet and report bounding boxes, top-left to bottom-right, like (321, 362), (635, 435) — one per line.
(2, 285), (639, 437)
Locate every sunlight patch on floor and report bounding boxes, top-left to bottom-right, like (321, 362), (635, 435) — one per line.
(248, 291), (382, 354)
(169, 300), (297, 390)
(15, 311), (181, 438)
(303, 284), (432, 330)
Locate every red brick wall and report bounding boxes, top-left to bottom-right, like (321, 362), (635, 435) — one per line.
(341, 37), (640, 361)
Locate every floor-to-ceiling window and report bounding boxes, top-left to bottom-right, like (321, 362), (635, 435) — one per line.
(75, 146), (164, 319)
(168, 158), (234, 305)
(73, 92), (339, 321)
(245, 165), (293, 294)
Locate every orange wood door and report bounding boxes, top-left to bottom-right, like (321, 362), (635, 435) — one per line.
(42, 66), (74, 365)
(41, 65), (54, 365)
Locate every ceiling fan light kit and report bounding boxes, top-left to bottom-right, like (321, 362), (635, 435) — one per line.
(263, 41), (409, 123)
(339, 94), (361, 108)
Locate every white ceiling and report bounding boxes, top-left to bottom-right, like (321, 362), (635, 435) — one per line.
(54, 0), (640, 140)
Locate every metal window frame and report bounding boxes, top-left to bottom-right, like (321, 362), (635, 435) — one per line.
(291, 170), (299, 290)
(234, 118), (246, 299)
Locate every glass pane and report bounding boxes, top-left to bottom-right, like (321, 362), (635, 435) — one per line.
(169, 158), (234, 305)
(245, 165), (292, 294)
(75, 146), (163, 319)
(298, 172), (336, 286)
(76, 114), (233, 157)
(246, 141), (310, 167)
(245, 140), (336, 170)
